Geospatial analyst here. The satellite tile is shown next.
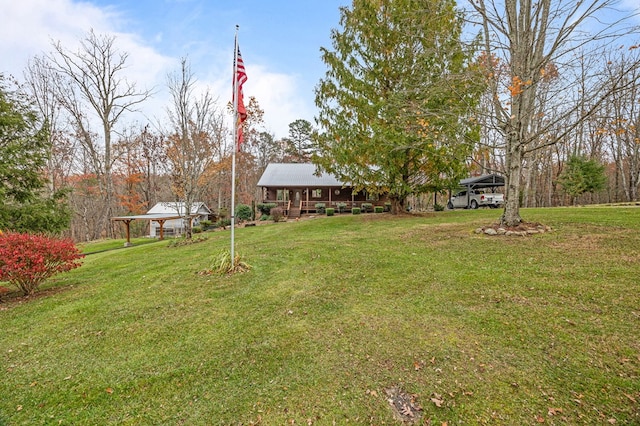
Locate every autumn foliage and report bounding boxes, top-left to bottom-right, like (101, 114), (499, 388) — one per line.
(0, 232), (84, 295)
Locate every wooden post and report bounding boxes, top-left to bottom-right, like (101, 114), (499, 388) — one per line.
(157, 220), (167, 240)
(123, 219), (133, 247)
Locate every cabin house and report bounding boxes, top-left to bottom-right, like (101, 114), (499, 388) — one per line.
(146, 202), (212, 237)
(257, 163), (387, 217)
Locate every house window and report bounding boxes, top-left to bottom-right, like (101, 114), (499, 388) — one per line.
(312, 189), (322, 198)
(364, 190), (379, 201)
(277, 189), (289, 201)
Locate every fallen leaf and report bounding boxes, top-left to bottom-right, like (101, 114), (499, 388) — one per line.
(548, 407), (563, 416)
(414, 361), (422, 371)
(16, 405), (23, 411)
(536, 414), (545, 423)
(608, 419), (616, 424)
(431, 397), (443, 408)
(106, 388), (113, 394)
(400, 403), (414, 417)
(624, 393), (637, 403)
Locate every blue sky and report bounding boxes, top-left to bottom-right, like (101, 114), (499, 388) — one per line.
(2, 0), (638, 139)
(1, 0), (350, 138)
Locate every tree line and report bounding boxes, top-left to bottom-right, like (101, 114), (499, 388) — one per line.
(1, 31), (315, 240)
(2, 0), (639, 240)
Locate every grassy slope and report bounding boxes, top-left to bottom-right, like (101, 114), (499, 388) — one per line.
(1, 208), (639, 425)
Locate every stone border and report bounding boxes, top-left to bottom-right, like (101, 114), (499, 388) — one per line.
(475, 223), (553, 237)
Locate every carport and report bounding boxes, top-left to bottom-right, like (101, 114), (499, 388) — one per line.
(459, 174), (505, 191)
(452, 174), (505, 209)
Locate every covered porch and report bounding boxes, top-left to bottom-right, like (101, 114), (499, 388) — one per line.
(262, 186), (382, 216)
(257, 163), (387, 217)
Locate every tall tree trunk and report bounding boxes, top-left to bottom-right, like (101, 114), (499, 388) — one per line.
(501, 132), (523, 226)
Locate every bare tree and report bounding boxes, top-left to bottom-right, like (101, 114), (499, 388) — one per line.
(46, 30), (152, 238)
(468, 0), (639, 226)
(165, 58), (226, 239)
(601, 50), (640, 202)
(24, 55), (76, 194)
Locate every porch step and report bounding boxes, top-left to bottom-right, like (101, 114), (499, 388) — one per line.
(288, 207), (301, 218)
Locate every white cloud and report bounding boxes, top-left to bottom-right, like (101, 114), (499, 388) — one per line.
(1, 0), (112, 77)
(245, 66), (314, 138)
(1, 0), (313, 139)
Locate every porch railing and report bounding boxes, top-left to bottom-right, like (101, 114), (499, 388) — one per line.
(263, 200), (382, 214)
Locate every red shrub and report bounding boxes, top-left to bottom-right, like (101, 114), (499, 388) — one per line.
(0, 232), (84, 295)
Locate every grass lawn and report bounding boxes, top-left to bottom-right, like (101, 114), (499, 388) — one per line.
(1, 207), (639, 425)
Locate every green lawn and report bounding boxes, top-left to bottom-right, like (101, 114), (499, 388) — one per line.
(1, 207), (639, 425)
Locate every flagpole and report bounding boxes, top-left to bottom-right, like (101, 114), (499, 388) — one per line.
(230, 25), (239, 261)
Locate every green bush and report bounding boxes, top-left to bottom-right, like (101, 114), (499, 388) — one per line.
(326, 208), (335, 216)
(374, 206), (384, 213)
(235, 204), (253, 221)
(315, 203), (326, 214)
(336, 202), (347, 213)
(271, 207), (284, 222)
(384, 202), (392, 212)
(361, 203), (373, 213)
(352, 207), (361, 215)
(434, 203), (445, 212)
(257, 203), (277, 216)
(259, 214), (270, 221)
(199, 220), (212, 230)
(192, 226), (202, 233)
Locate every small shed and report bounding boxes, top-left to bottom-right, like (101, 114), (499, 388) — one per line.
(146, 202), (211, 238)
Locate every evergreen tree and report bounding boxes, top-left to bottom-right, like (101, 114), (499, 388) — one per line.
(314, 0), (484, 212)
(284, 119), (314, 163)
(558, 155), (607, 205)
(0, 74), (70, 233)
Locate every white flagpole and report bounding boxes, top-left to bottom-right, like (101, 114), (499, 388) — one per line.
(230, 25), (239, 261)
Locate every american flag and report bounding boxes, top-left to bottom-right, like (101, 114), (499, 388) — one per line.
(234, 45), (247, 150)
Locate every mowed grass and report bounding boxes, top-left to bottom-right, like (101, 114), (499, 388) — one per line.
(1, 207), (639, 425)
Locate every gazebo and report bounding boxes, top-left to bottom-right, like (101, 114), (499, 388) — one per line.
(111, 213), (184, 246)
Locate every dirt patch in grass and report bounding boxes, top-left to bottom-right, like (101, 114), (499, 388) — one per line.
(384, 385), (424, 424)
(0, 285), (72, 310)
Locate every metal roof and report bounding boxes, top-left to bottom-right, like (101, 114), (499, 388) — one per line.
(111, 213), (184, 221)
(459, 174), (505, 188)
(146, 202), (211, 215)
(257, 163), (345, 187)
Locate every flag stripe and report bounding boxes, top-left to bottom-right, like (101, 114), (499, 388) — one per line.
(233, 44), (248, 150)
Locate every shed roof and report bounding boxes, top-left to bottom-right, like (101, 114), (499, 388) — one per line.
(147, 202), (211, 215)
(257, 163), (345, 187)
(459, 174), (505, 188)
